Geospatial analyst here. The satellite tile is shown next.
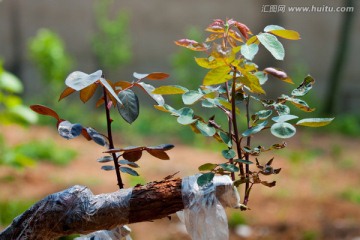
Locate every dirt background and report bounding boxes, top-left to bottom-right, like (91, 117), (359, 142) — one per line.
(1, 125), (360, 240)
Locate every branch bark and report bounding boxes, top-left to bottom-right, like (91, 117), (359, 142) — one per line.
(0, 178), (184, 240)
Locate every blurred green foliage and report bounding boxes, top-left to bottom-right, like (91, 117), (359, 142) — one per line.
(0, 60), (37, 125)
(28, 29), (73, 96)
(340, 188), (360, 204)
(92, 0), (132, 71)
(0, 199), (35, 227)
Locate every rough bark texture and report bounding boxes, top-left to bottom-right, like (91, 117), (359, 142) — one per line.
(0, 178), (184, 240)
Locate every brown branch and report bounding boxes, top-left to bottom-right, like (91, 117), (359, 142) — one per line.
(0, 177), (236, 239)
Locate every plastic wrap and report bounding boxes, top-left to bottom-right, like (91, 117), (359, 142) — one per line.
(178, 174), (240, 240)
(75, 225), (132, 240)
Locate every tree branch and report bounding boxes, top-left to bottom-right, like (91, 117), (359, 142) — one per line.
(0, 177), (237, 239)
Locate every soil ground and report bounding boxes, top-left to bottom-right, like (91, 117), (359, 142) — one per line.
(1, 125), (360, 240)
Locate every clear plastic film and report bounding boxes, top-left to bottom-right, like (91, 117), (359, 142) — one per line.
(75, 225), (132, 240)
(178, 174), (240, 240)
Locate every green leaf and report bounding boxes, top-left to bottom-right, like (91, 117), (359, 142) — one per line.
(219, 131), (232, 147)
(97, 156), (113, 163)
(235, 159), (253, 164)
(264, 25), (285, 32)
(288, 98), (315, 112)
(120, 166), (139, 176)
(195, 57), (226, 69)
(254, 71), (268, 85)
(86, 127), (109, 147)
(238, 74), (265, 94)
(198, 163), (218, 171)
(177, 108), (197, 125)
(269, 30), (301, 40)
(101, 165), (115, 171)
(270, 122), (296, 139)
(99, 78), (123, 105)
(256, 110), (272, 120)
(136, 82), (165, 105)
(0, 71), (23, 93)
(272, 114), (299, 123)
(195, 121), (216, 137)
(9, 106), (38, 124)
(222, 149), (236, 159)
(242, 121), (268, 137)
(182, 90), (204, 105)
(274, 104), (290, 115)
(119, 159), (139, 168)
(197, 172), (215, 186)
(117, 89), (139, 124)
(152, 85), (188, 95)
(241, 43), (259, 60)
(296, 118), (334, 127)
(203, 66), (232, 86)
(257, 33), (285, 60)
(65, 70), (102, 91)
(219, 163), (239, 172)
(291, 75), (315, 97)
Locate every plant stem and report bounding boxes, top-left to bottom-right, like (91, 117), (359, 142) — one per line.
(103, 86), (124, 189)
(230, 67), (244, 178)
(243, 97), (251, 206)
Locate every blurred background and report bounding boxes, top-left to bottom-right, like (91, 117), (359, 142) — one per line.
(0, 0), (360, 239)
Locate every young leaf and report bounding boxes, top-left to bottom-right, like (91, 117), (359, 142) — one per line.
(80, 84), (98, 103)
(219, 163), (239, 172)
(175, 39), (209, 51)
(182, 90), (204, 105)
(59, 87), (76, 101)
(114, 81), (133, 90)
(58, 121), (83, 140)
(270, 122), (296, 139)
(120, 166), (139, 176)
(177, 108), (197, 125)
(222, 149), (236, 159)
(194, 57), (226, 69)
(264, 25), (285, 32)
(291, 75), (315, 97)
(242, 121), (268, 137)
(195, 121), (216, 137)
(238, 74), (266, 94)
(268, 29), (300, 40)
(136, 82), (165, 105)
(296, 118), (334, 127)
(146, 149), (170, 160)
(152, 85), (188, 95)
(288, 98), (315, 112)
(99, 78), (123, 105)
(272, 114), (299, 123)
(117, 89), (140, 124)
(264, 67), (293, 84)
(133, 72), (169, 80)
(257, 33), (285, 60)
(198, 163), (218, 171)
(97, 156), (113, 163)
(254, 71), (268, 85)
(203, 66), (232, 86)
(30, 104), (60, 120)
(65, 70), (102, 91)
(241, 43), (259, 61)
(197, 172), (215, 186)
(235, 159), (253, 164)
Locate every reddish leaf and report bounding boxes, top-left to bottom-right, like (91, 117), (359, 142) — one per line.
(81, 128), (92, 141)
(147, 72), (170, 80)
(228, 29), (243, 42)
(30, 105), (60, 120)
(147, 144), (174, 151)
(59, 87), (76, 101)
(114, 81), (133, 91)
(236, 22), (252, 40)
(146, 149), (170, 160)
(123, 150), (143, 162)
(96, 97), (105, 107)
(264, 67), (294, 84)
(80, 83), (98, 103)
(205, 33), (223, 42)
(175, 39), (209, 51)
